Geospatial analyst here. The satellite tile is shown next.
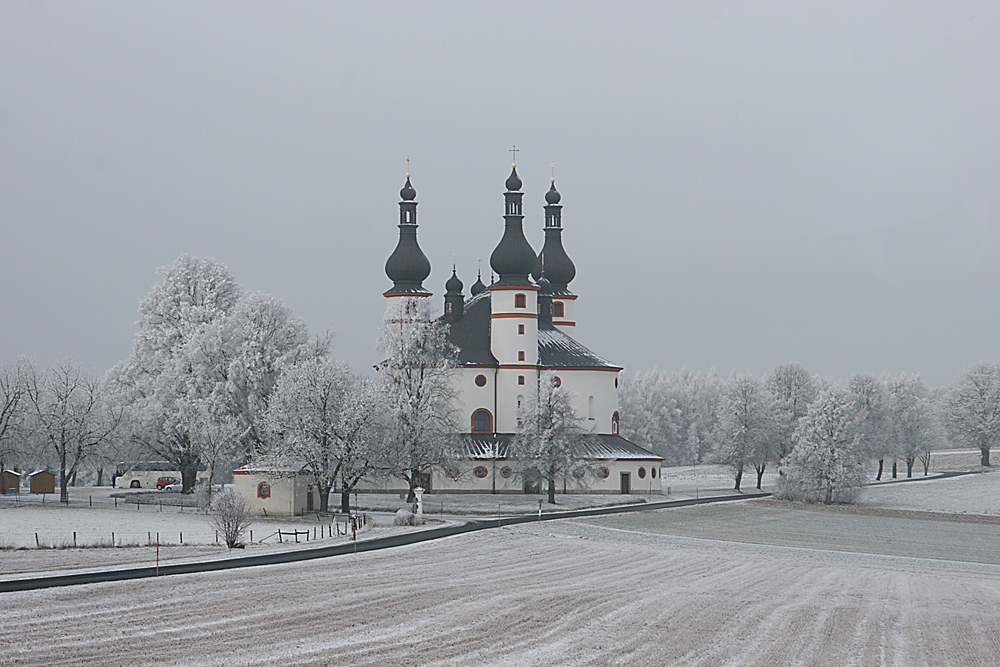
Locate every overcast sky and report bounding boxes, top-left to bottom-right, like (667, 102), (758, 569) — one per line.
(2, 1), (998, 387)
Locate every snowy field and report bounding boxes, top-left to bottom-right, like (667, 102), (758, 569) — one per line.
(859, 469), (1000, 515)
(3, 472), (1000, 666)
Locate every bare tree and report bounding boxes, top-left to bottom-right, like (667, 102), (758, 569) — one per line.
(886, 375), (945, 478)
(209, 487), (255, 549)
(0, 358), (30, 473)
(265, 358), (385, 513)
(765, 363), (817, 461)
(24, 361), (122, 503)
(712, 373), (777, 491)
(848, 373), (892, 479)
(945, 361), (1000, 467)
(378, 298), (458, 501)
(511, 371), (585, 504)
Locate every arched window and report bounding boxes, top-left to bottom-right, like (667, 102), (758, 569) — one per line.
(518, 351), (525, 361)
(612, 411), (620, 435)
(518, 324), (524, 335)
(471, 409), (493, 433)
(514, 294), (526, 308)
(553, 302), (564, 318)
(588, 396), (596, 420)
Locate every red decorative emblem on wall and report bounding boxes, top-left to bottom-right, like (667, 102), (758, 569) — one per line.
(473, 466), (488, 478)
(597, 466), (610, 479)
(257, 481), (271, 499)
(500, 466), (513, 479)
(638, 467), (646, 479)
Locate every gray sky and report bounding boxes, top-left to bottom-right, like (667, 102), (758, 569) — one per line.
(2, 1), (998, 387)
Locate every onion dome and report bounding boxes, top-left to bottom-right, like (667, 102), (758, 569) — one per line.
(442, 265), (465, 320)
(384, 175), (431, 295)
(545, 179), (561, 204)
(470, 269), (487, 296)
(400, 175), (416, 201)
(531, 178), (576, 291)
(445, 267), (464, 294)
(490, 165), (536, 286)
(505, 164), (522, 192)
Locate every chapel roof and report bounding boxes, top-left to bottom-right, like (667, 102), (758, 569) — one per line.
(459, 433), (661, 461)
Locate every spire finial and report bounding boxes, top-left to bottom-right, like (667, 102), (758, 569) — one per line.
(406, 155), (410, 177)
(510, 145), (519, 166)
(550, 161), (556, 180)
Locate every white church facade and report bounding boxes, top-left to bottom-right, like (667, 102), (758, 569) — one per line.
(376, 164), (663, 496)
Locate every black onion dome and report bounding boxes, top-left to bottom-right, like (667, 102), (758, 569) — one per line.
(505, 165), (522, 191)
(385, 232), (431, 291)
(445, 267), (464, 295)
(490, 230), (536, 281)
(400, 176), (416, 201)
(545, 179), (561, 204)
(470, 271), (487, 296)
(532, 244), (575, 288)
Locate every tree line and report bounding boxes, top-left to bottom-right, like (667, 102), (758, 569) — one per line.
(620, 362), (1000, 502)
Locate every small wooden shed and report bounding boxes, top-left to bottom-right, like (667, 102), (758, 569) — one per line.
(29, 470), (55, 494)
(2, 470), (21, 494)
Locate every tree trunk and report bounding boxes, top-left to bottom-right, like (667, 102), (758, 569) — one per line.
(59, 450), (69, 503)
(891, 460), (897, 478)
(755, 463), (765, 490)
(982, 446), (991, 467)
(96, 467), (104, 487)
(734, 461), (743, 491)
(906, 457), (915, 478)
(547, 478), (556, 504)
(180, 461), (199, 494)
(341, 490), (351, 514)
(876, 458), (884, 481)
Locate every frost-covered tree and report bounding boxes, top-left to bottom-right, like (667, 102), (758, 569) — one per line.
(765, 363), (817, 461)
(378, 298), (458, 501)
(511, 371), (586, 504)
(24, 360), (122, 502)
(886, 375), (945, 478)
(945, 361), (1000, 467)
(848, 373), (892, 479)
(265, 358), (385, 513)
(117, 255), (322, 492)
(619, 368), (722, 465)
(775, 386), (867, 504)
(712, 374), (777, 491)
(0, 357), (30, 472)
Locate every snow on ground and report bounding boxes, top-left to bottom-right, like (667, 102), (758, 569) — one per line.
(859, 470), (1000, 515)
(356, 491), (663, 515)
(4, 508), (1000, 667)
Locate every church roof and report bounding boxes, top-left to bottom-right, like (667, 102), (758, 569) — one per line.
(443, 291), (619, 370)
(459, 433), (661, 461)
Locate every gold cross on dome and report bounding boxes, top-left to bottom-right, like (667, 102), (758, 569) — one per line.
(406, 156), (410, 175)
(510, 145), (519, 165)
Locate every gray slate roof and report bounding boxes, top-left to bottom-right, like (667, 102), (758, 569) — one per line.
(444, 291), (619, 370)
(460, 433), (661, 461)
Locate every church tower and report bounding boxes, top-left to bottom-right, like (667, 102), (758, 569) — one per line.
(384, 174), (432, 319)
(532, 179), (577, 328)
(489, 164), (539, 433)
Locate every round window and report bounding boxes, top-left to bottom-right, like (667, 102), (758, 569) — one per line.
(473, 466), (488, 479)
(573, 468), (586, 479)
(554, 376), (562, 387)
(651, 467), (657, 479)
(475, 375), (487, 387)
(257, 481), (270, 499)
(500, 466), (513, 479)
(597, 466), (610, 479)
(638, 467), (646, 479)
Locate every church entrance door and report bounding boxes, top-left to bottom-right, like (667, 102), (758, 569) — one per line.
(620, 472), (630, 494)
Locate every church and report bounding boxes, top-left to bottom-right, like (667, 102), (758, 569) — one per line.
(379, 163), (663, 495)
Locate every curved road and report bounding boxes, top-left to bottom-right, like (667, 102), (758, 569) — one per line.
(0, 471), (973, 594)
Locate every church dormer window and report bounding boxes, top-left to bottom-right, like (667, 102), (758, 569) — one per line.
(445, 302), (453, 314)
(588, 396), (596, 420)
(515, 294), (526, 308)
(553, 302), (564, 318)
(471, 409), (493, 433)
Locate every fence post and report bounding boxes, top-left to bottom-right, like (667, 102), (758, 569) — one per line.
(179, 531), (183, 544)
(35, 532), (39, 547)
(73, 531), (76, 547)
(89, 496), (92, 507)
(112, 531), (115, 547)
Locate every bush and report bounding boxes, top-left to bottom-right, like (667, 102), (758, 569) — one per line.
(209, 488), (255, 548)
(393, 508), (421, 526)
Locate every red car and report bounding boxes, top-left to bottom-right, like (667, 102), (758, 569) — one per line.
(156, 476), (181, 490)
